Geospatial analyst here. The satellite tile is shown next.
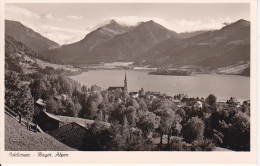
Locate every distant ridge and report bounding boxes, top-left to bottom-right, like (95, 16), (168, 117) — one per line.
(47, 19), (136, 63)
(135, 19), (250, 69)
(88, 20), (180, 61)
(5, 20), (60, 55)
(5, 19), (250, 69)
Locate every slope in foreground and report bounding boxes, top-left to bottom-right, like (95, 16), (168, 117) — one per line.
(5, 114), (76, 151)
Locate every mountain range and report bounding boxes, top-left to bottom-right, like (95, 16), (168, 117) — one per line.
(5, 19), (250, 69)
(5, 20), (60, 54)
(136, 19), (250, 68)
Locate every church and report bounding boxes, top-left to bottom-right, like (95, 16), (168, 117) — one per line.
(107, 73), (128, 93)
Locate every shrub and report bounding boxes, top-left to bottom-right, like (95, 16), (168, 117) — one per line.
(191, 138), (215, 151)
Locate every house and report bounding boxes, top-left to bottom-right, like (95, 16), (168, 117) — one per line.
(181, 97), (196, 106)
(129, 92), (139, 98)
(48, 122), (89, 150)
(148, 91), (161, 96)
(165, 96), (173, 100)
(48, 116), (111, 150)
(35, 99), (46, 109)
(115, 97), (123, 104)
(61, 94), (67, 100)
(54, 94), (67, 102)
(107, 87), (125, 91)
(54, 95), (62, 101)
(34, 110), (63, 132)
(177, 102), (187, 108)
(172, 99), (181, 105)
(193, 101), (203, 108)
(226, 97), (240, 107)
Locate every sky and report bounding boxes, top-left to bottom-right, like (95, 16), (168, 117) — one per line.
(5, 3), (250, 45)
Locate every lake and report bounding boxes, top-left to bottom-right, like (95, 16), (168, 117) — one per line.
(70, 70), (250, 102)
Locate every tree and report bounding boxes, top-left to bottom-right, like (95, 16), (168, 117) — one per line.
(89, 101), (98, 119)
(81, 85), (87, 92)
(191, 138), (215, 151)
(138, 99), (148, 112)
(5, 71), (34, 120)
(61, 98), (77, 117)
(125, 106), (138, 127)
(169, 137), (190, 151)
(88, 91), (103, 105)
(156, 108), (182, 146)
(46, 98), (62, 114)
(5, 71), (19, 90)
(137, 111), (160, 138)
(182, 117), (205, 143)
(205, 94), (217, 108)
(126, 98), (140, 110)
(90, 85), (102, 92)
(126, 129), (154, 151)
(29, 79), (48, 100)
(229, 111), (250, 151)
(82, 120), (111, 151)
(17, 84), (35, 120)
(109, 121), (127, 150)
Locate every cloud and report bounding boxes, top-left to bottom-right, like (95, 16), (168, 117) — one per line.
(110, 16), (169, 27)
(67, 15), (84, 20)
(85, 16), (171, 32)
(57, 18), (64, 22)
(37, 25), (89, 45)
(172, 17), (236, 32)
(5, 5), (41, 21)
(5, 5), (87, 45)
(98, 16), (236, 33)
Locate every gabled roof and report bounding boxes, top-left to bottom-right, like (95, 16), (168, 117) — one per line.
(54, 95), (62, 100)
(195, 101), (203, 105)
(36, 99), (46, 107)
(44, 111), (63, 122)
(56, 115), (111, 128)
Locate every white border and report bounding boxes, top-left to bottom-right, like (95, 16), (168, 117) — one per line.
(0, 0), (258, 164)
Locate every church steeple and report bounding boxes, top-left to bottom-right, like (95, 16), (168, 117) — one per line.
(124, 73), (128, 93)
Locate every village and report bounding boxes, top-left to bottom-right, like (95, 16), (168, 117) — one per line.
(5, 73), (250, 151)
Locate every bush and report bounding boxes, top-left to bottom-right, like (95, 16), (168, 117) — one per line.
(169, 137), (190, 151)
(191, 138), (215, 151)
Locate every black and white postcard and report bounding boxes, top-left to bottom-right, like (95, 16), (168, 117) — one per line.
(0, 0), (258, 164)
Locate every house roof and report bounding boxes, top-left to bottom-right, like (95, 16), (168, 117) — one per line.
(54, 95), (62, 100)
(195, 101), (203, 105)
(61, 94), (67, 97)
(44, 111), (63, 122)
(129, 92), (138, 95)
(108, 87), (124, 91)
(36, 99), (46, 107)
(56, 115), (111, 128)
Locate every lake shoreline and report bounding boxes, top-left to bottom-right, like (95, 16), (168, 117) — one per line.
(69, 70), (250, 102)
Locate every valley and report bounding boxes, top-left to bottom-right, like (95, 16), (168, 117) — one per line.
(4, 16), (251, 152)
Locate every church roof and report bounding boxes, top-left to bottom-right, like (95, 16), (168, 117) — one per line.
(108, 87), (125, 91)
